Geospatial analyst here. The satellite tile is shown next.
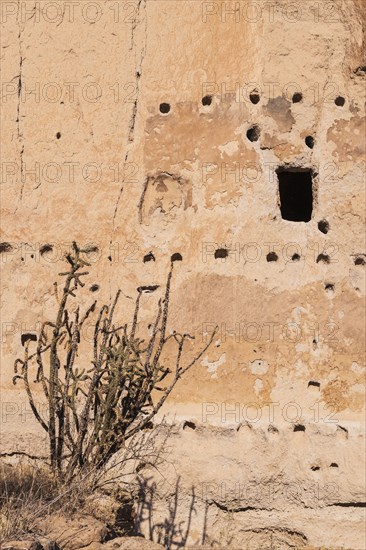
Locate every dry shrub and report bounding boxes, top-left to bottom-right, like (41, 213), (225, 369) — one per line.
(0, 460), (96, 543)
(13, 242), (216, 481)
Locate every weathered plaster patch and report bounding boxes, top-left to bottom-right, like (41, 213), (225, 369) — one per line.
(201, 353), (226, 379)
(327, 115), (366, 161)
(351, 383), (364, 393)
(249, 359), (269, 375)
(218, 140), (239, 157)
(138, 172), (192, 224)
(263, 96), (295, 133)
(254, 378), (264, 395)
(351, 362), (365, 373)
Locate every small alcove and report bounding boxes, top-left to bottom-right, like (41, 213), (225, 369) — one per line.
(277, 168), (314, 222)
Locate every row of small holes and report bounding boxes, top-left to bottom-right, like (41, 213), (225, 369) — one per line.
(10, 254), (362, 267)
(246, 124), (315, 149)
(1, 244), (363, 267)
(159, 94), (346, 114)
(144, 252), (182, 263)
(311, 463), (339, 471)
(214, 249), (364, 266)
(202, 93), (259, 107)
(245, 124), (316, 149)
(184, 422), (345, 446)
(268, 424), (348, 437)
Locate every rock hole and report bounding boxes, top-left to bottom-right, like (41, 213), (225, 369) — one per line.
(311, 465), (320, 471)
(143, 252), (155, 263)
(335, 96), (345, 107)
(90, 284), (100, 292)
(246, 125), (260, 142)
(21, 333), (37, 346)
(137, 285), (160, 293)
(354, 256), (366, 266)
(202, 95), (212, 106)
(171, 252), (182, 262)
(337, 425), (348, 438)
(330, 462), (339, 468)
(293, 424), (305, 432)
(354, 65), (366, 75)
(159, 102), (171, 114)
(308, 380), (320, 388)
(325, 283), (334, 292)
(56, 132), (61, 139)
(107, 255), (112, 262)
(0, 242), (13, 253)
(292, 253), (301, 262)
(292, 92), (303, 103)
(237, 421), (252, 432)
(318, 219), (329, 234)
(183, 421), (196, 431)
(156, 182), (168, 192)
(316, 253), (330, 264)
(215, 248), (229, 259)
(136, 462), (147, 473)
(249, 92), (260, 104)
(305, 136), (315, 149)
(266, 252), (278, 262)
(83, 244), (99, 254)
(277, 168), (313, 222)
(40, 244), (53, 256)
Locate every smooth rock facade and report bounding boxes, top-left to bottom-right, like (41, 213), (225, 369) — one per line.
(1, 1), (365, 548)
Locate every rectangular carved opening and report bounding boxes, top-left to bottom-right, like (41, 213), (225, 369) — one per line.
(277, 168), (313, 222)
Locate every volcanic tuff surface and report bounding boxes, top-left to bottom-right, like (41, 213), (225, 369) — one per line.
(1, 0), (365, 548)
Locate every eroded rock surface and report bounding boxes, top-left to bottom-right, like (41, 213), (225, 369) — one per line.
(1, 0), (365, 548)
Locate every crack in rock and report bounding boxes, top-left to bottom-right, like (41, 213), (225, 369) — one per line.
(112, 0), (147, 228)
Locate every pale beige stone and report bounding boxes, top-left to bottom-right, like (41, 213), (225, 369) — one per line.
(1, 0), (365, 548)
(35, 514), (109, 550)
(101, 537), (164, 549)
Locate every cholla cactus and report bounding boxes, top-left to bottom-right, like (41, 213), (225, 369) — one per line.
(14, 242), (216, 481)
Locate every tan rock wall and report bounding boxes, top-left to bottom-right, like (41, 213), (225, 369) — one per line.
(1, 1), (365, 548)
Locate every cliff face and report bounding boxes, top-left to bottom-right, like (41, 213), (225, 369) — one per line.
(1, 1), (365, 548)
